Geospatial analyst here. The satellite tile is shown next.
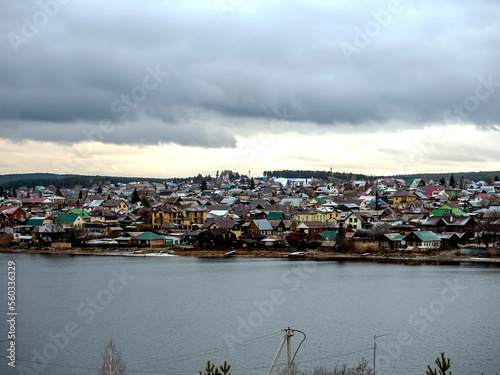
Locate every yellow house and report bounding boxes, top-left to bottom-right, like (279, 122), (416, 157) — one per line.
(102, 199), (130, 211)
(295, 210), (340, 225)
(151, 204), (184, 228)
(392, 191), (416, 206)
(184, 205), (207, 225)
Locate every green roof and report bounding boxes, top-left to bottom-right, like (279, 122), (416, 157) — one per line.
(394, 234), (406, 241)
(405, 179), (415, 187)
(440, 205), (453, 210)
(266, 212), (283, 220)
(315, 197), (327, 204)
(68, 208), (90, 218)
(433, 208), (468, 217)
(135, 232), (165, 240)
(414, 231), (441, 242)
(27, 218), (45, 226)
(319, 231), (337, 241)
(55, 213), (82, 224)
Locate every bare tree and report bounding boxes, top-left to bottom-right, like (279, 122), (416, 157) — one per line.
(99, 340), (126, 375)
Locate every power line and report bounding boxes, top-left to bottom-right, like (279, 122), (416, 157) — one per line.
(290, 329), (306, 365)
(294, 347), (374, 365)
(16, 359), (192, 375)
(130, 330), (282, 371)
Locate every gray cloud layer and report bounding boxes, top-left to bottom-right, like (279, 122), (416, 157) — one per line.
(1, 0), (500, 147)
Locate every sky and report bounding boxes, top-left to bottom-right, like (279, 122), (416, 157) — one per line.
(1, 0), (500, 178)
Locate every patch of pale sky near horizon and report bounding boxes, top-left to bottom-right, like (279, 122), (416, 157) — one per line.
(1, 124), (499, 178)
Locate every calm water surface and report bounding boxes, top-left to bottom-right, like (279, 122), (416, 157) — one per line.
(1, 253), (499, 375)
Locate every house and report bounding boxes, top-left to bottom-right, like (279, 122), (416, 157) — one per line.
(392, 191), (416, 206)
(421, 187), (449, 200)
(183, 205), (207, 225)
(67, 208), (91, 223)
(22, 198), (53, 208)
(297, 221), (325, 238)
(421, 215), (476, 238)
(401, 231), (442, 250)
(90, 209), (120, 226)
(102, 199), (130, 211)
(0, 212), (8, 228)
(151, 204), (184, 228)
(162, 235), (180, 245)
(248, 219), (274, 235)
(32, 224), (65, 245)
(267, 212), (285, 221)
(280, 198), (306, 208)
(239, 231), (266, 248)
(55, 213), (85, 229)
(343, 211), (377, 230)
(27, 216), (54, 226)
(432, 206), (468, 217)
(435, 232), (467, 249)
(0, 206), (29, 226)
(318, 231), (337, 241)
(130, 232), (166, 247)
(268, 220), (286, 233)
(196, 228), (235, 249)
(378, 233), (405, 250)
(366, 198), (389, 210)
(202, 217), (241, 239)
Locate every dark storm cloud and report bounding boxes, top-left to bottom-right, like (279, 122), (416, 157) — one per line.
(1, 0), (500, 147)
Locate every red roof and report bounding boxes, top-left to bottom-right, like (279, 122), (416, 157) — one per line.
(22, 198), (47, 203)
(423, 188), (443, 198)
(0, 206), (24, 214)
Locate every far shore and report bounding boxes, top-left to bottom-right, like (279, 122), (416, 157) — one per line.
(1, 246), (500, 265)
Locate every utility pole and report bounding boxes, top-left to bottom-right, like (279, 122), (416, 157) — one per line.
(267, 328), (294, 375)
(287, 327), (292, 375)
(373, 333), (389, 375)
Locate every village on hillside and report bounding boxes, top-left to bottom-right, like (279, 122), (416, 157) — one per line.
(0, 174), (499, 255)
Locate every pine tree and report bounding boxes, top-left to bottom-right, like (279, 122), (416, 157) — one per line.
(336, 219), (347, 251)
(495, 175), (499, 182)
(459, 176), (467, 190)
(250, 178), (255, 190)
(439, 176), (446, 186)
(201, 180), (207, 191)
(0, 186), (4, 197)
(424, 352), (452, 375)
(449, 174), (456, 188)
(140, 196), (151, 207)
(78, 190), (83, 199)
(131, 188), (140, 204)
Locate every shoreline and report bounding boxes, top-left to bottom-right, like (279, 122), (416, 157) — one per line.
(1, 247), (500, 265)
